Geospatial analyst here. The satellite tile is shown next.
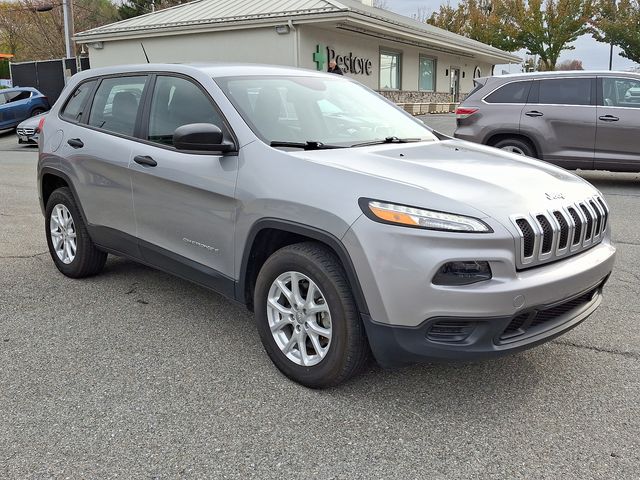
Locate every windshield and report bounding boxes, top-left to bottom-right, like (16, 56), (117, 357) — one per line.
(215, 75), (437, 147)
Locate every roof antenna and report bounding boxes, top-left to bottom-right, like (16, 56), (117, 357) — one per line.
(140, 42), (150, 64)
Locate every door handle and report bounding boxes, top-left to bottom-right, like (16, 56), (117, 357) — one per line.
(525, 111), (544, 117)
(67, 138), (84, 149)
(133, 155), (157, 167)
(599, 115), (619, 122)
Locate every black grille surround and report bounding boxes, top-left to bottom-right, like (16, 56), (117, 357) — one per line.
(498, 283), (603, 343)
(512, 196), (609, 270)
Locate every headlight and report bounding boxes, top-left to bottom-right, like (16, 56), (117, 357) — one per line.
(359, 199), (492, 233)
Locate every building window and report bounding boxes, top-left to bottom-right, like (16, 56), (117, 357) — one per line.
(380, 50), (401, 90)
(419, 56), (435, 92)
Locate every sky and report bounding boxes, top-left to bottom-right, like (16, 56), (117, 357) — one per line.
(385, 0), (639, 71)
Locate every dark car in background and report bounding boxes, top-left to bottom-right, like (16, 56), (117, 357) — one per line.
(0, 87), (50, 130)
(454, 71), (640, 172)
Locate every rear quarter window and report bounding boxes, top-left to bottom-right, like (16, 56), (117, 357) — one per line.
(60, 80), (97, 122)
(484, 81), (532, 104)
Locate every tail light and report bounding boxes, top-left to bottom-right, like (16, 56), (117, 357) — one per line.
(455, 107), (478, 120)
(37, 116), (46, 133)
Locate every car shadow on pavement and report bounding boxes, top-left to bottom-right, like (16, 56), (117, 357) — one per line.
(94, 255), (545, 405)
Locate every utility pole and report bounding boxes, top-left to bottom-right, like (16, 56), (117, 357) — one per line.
(62, 0), (75, 59)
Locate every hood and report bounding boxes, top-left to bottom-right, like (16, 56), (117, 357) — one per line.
(290, 139), (599, 219)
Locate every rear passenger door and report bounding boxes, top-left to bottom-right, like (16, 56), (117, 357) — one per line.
(595, 76), (640, 171)
(129, 74), (238, 287)
(60, 75), (148, 251)
(520, 77), (596, 169)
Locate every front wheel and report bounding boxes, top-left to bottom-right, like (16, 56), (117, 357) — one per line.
(45, 187), (107, 278)
(254, 242), (369, 388)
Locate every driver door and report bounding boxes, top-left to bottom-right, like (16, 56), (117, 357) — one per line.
(129, 74), (239, 287)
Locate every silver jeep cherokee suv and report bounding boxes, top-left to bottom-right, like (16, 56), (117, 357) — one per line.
(38, 64), (616, 387)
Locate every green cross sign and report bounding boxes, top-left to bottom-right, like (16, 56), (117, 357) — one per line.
(313, 44), (327, 71)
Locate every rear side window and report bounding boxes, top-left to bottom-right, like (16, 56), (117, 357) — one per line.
(88, 76), (147, 136)
(484, 81), (531, 103)
(147, 75), (224, 147)
(61, 80), (96, 122)
(537, 78), (592, 106)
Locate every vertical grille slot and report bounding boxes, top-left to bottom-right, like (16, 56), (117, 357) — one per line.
(553, 211), (569, 249)
(580, 204), (593, 240)
(536, 215), (553, 254)
(567, 207), (582, 245)
(516, 219), (535, 258)
(590, 201), (602, 236)
(597, 197), (608, 232)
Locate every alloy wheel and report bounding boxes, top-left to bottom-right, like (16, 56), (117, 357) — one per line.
(266, 271), (332, 366)
(50, 204), (77, 264)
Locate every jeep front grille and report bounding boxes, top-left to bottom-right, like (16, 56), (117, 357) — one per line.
(512, 196), (609, 269)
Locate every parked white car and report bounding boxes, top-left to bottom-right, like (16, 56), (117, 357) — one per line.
(17, 112), (46, 145)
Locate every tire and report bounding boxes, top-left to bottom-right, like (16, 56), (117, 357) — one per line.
(254, 242), (369, 388)
(493, 138), (536, 157)
(31, 108), (46, 117)
(45, 187), (107, 278)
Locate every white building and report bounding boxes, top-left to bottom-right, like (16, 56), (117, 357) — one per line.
(76, 0), (520, 104)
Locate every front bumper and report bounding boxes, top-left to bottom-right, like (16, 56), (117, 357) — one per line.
(363, 276), (607, 367)
(343, 213), (616, 366)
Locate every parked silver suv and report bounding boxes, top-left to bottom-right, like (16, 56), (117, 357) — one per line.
(38, 64), (616, 387)
(455, 71), (640, 172)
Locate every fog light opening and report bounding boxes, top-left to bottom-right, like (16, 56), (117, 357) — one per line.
(432, 261), (492, 286)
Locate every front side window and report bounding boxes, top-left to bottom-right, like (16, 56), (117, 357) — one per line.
(0, 93), (6, 106)
(602, 77), (640, 108)
(217, 75), (436, 147)
(61, 80), (96, 122)
(380, 51), (401, 90)
(419, 56), (435, 92)
(88, 76), (147, 136)
(484, 81), (531, 104)
(538, 78), (592, 106)
(148, 76), (223, 147)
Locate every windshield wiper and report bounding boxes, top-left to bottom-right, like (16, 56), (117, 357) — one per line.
(270, 141), (345, 150)
(350, 136), (422, 148)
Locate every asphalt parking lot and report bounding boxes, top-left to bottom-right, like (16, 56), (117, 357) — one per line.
(1, 116), (639, 478)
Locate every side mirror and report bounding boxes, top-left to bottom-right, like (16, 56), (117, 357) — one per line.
(173, 123), (235, 152)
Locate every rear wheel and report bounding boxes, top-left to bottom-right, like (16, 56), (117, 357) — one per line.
(45, 187), (107, 278)
(493, 138), (536, 157)
(254, 242), (369, 388)
(30, 108), (46, 117)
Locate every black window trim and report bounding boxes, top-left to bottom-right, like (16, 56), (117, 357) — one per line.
(57, 71), (238, 155)
(138, 72), (238, 155)
(59, 78), (99, 123)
